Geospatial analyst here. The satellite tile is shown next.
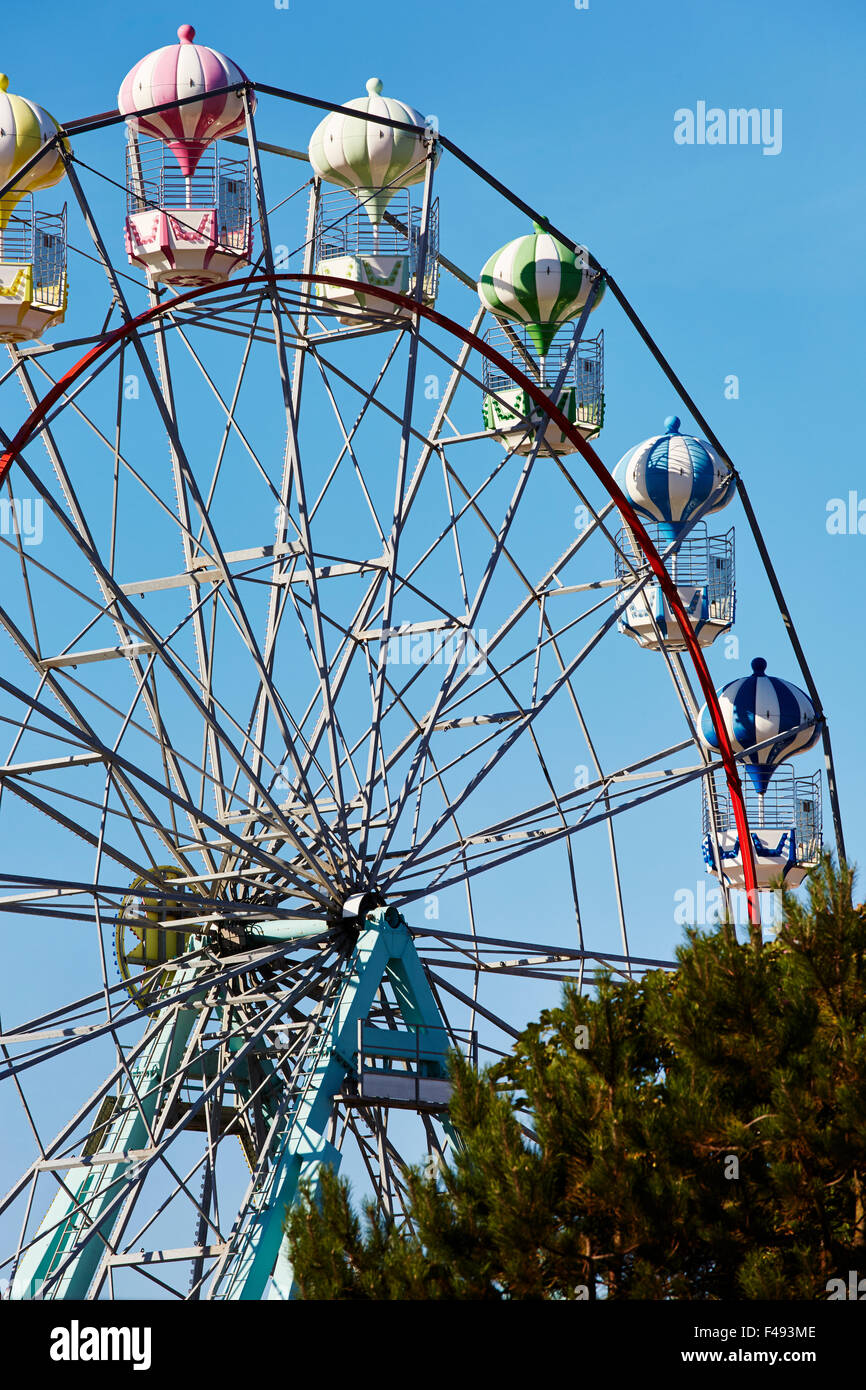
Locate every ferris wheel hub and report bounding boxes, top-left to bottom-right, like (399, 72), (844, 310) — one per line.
(329, 889), (386, 928)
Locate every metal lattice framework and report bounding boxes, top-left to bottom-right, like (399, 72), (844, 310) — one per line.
(0, 75), (844, 1301)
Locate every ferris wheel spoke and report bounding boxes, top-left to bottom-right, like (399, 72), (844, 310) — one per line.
(238, 126), (348, 859)
(370, 593), (610, 791)
(305, 341), (436, 452)
(373, 656), (527, 830)
(384, 732), (702, 891)
(103, 647), (204, 856)
(369, 533), (536, 879)
(379, 540), (682, 890)
(369, 414), (611, 880)
(0, 627), (306, 889)
(0, 600), (225, 880)
(19, 344), (130, 446)
(438, 499), (620, 711)
(417, 926), (675, 975)
(0, 380), (231, 871)
(279, 586), (367, 817)
(143, 573), (332, 811)
(0, 692), (194, 884)
(1, 477), (43, 656)
(0, 665), (331, 901)
(1, 940), (332, 1122)
(425, 756), (482, 1020)
(164, 300), (280, 347)
(349, 489), (620, 787)
(306, 355), (391, 546)
(346, 617), (650, 867)
(318, 307), (486, 540)
(112, 764), (186, 875)
(541, 616), (631, 962)
(170, 308), (275, 536)
(248, 319), (487, 813)
(270, 513), (357, 875)
(353, 588), (615, 861)
(305, 334), (404, 538)
(397, 760), (717, 909)
(62, 162), (343, 889)
(170, 305), (298, 548)
(424, 969), (521, 1043)
(0, 995), (187, 1229)
(427, 733), (705, 856)
(389, 764), (690, 889)
(148, 311), (261, 830)
(0, 662), (57, 805)
(235, 156), (354, 881)
(8, 530), (337, 898)
(11, 352), (233, 566)
(279, 563), (393, 807)
(437, 451), (472, 612)
(1, 765), (166, 867)
(389, 585), (609, 762)
(326, 638), (483, 906)
(392, 448), (516, 601)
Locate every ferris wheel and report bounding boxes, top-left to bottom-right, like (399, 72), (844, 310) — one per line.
(0, 26), (845, 1301)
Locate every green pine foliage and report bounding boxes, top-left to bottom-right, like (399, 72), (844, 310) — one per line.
(285, 857), (866, 1299)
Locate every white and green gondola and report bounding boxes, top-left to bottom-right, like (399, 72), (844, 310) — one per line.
(309, 78), (439, 325)
(478, 223), (605, 453)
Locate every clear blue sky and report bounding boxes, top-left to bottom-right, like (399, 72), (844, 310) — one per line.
(2, 0), (864, 937)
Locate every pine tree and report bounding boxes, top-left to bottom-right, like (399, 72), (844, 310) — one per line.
(284, 857), (866, 1299)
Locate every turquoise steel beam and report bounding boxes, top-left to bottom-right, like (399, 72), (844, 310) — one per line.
(242, 919), (329, 946)
(209, 906), (456, 1301)
(11, 909), (457, 1300)
(10, 962), (205, 1300)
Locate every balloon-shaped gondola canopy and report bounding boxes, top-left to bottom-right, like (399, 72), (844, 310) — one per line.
(477, 223), (603, 358)
(0, 74), (67, 230)
(118, 24), (254, 178)
(698, 657), (819, 795)
(612, 416), (733, 542)
(308, 77), (436, 226)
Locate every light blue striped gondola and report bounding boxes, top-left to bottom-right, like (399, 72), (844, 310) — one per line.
(613, 416), (733, 544)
